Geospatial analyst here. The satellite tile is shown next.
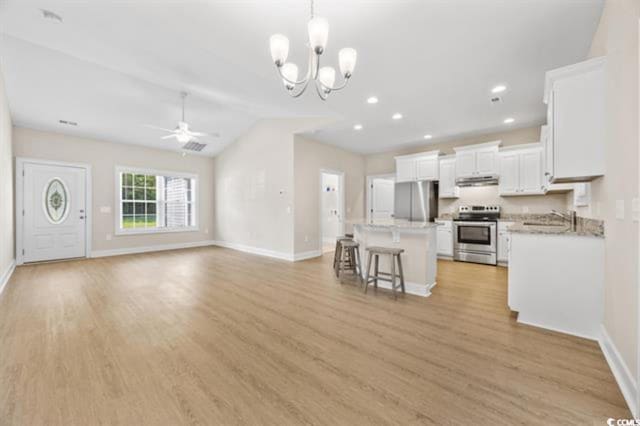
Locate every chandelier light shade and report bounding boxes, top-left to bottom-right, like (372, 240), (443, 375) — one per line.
(268, 0), (357, 100)
(269, 34), (289, 66)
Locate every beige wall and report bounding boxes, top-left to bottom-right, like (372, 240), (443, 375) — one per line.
(213, 118), (329, 257)
(364, 126), (567, 214)
(586, 0), (640, 383)
(293, 135), (366, 254)
(0, 66), (14, 277)
(13, 127), (215, 253)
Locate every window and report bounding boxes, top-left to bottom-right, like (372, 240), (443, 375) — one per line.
(116, 167), (197, 234)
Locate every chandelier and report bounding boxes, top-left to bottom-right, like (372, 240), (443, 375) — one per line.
(269, 0), (357, 100)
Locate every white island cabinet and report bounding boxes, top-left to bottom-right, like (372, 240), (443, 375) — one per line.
(351, 220), (440, 297)
(508, 230), (604, 339)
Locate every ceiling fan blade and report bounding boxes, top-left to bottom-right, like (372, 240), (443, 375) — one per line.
(189, 131), (220, 138)
(161, 134), (177, 140)
(144, 124), (176, 132)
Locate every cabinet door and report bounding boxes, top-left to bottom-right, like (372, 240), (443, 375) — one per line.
(498, 153), (520, 195)
(497, 232), (508, 262)
(542, 123), (553, 185)
(438, 160), (458, 198)
(395, 158), (416, 182)
(415, 156), (438, 180)
(520, 150), (543, 194)
(476, 149), (497, 175)
(455, 152), (476, 178)
(437, 228), (453, 256)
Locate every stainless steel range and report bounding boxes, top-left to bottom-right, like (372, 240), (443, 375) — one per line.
(453, 205), (500, 266)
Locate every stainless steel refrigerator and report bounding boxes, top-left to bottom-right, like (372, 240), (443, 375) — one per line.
(394, 181), (439, 222)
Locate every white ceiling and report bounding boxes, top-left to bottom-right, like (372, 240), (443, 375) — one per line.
(0, 0), (603, 156)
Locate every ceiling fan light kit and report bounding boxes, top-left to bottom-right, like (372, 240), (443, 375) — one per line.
(269, 0), (357, 100)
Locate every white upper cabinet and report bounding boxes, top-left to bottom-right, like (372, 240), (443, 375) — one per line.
(395, 150), (440, 182)
(395, 157), (416, 182)
(438, 156), (459, 198)
(455, 151), (476, 178)
(544, 57), (606, 183)
(415, 156), (439, 181)
(498, 145), (544, 196)
(453, 141), (501, 178)
(476, 148), (498, 176)
(498, 152), (520, 194)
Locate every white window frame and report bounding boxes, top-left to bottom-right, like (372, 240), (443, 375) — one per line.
(114, 166), (199, 235)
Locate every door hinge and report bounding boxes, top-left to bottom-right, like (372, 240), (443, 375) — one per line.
(22, 170), (24, 177)
(22, 249), (24, 255)
(22, 209), (24, 216)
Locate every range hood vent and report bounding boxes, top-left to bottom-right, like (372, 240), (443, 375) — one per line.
(455, 175), (499, 187)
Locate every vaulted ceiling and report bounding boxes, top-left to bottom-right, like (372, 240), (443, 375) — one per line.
(0, 0), (603, 156)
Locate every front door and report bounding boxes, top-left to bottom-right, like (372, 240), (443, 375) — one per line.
(23, 162), (87, 263)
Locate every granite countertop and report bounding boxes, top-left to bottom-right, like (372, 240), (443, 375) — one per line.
(507, 220), (604, 238)
(349, 219), (441, 230)
(435, 213), (604, 238)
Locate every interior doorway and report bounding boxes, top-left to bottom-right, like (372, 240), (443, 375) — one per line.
(367, 174), (395, 221)
(320, 170), (345, 253)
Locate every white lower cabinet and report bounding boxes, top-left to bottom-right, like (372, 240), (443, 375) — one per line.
(508, 232), (604, 339)
(436, 220), (453, 257)
(497, 222), (514, 264)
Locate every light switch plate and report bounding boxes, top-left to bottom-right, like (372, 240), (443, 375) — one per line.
(100, 206), (111, 214)
(106, 234), (112, 241)
(632, 198), (639, 222)
(615, 200), (625, 220)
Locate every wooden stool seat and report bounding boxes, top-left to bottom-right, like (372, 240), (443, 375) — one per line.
(366, 246), (405, 255)
(364, 246), (406, 299)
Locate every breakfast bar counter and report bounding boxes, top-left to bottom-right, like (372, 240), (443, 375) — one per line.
(348, 220), (440, 297)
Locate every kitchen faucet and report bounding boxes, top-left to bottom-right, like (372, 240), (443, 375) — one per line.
(551, 209), (577, 231)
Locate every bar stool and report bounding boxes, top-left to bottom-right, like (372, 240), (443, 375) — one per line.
(333, 236), (353, 275)
(336, 240), (363, 284)
(363, 247), (406, 299)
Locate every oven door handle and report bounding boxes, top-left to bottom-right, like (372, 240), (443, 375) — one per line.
(454, 221), (497, 228)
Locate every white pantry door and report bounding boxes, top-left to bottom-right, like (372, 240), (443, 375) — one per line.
(370, 178), (395, 220)
(23, 163), (87, 262)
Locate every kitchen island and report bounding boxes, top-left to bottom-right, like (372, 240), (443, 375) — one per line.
(349, 219), (440, 297)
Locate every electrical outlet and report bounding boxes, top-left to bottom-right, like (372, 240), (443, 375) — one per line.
(106, 234), (112, 241)
(205, 228), (209, 234)
(522, 206), (529, 213)
(304, 235), (309, 242)
(615, 200), (625, 220)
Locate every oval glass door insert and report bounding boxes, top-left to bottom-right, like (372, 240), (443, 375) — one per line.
(43, 178), (70, 224)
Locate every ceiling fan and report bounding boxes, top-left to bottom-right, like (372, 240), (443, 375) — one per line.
(145, 92), (219, 144)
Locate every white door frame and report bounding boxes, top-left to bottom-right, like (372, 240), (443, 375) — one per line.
(319, 169), (345, 252)
(366, 173), (395, 221)
(15, 157), (92, 265)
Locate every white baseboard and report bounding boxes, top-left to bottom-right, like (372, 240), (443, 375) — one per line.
(213, 241), (323, 263)
(599, 325), (637, 417)
(293, 250), (323, 261)
(0, 259), (16, 296)
(91, 240), (216, 258)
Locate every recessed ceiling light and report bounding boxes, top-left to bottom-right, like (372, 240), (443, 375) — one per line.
(503, 117), (515, 124)
(366, 96), (378, 104)
(353, 124), (363, 130)
(392, 113), (403, 120)
(41, 9), (63, 23)
(424, 134), (432, 140)
(492, 85), (507, 94)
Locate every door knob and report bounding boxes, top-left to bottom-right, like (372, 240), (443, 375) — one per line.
(79, 209), (85, 213)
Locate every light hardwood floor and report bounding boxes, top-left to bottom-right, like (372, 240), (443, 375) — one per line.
(0, 247), (630, 425)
